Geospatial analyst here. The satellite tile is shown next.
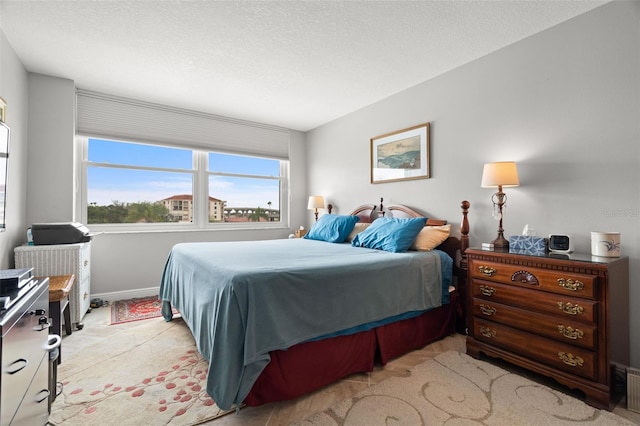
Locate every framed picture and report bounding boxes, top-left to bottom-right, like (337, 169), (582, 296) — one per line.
(0, 97), (5, 122)
(370, 122), (430, 184)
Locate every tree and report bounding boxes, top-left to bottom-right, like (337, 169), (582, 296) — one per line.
(125, 202), (172, 223)
(248, 207), (268, 222)
(88, 201), (128, 224)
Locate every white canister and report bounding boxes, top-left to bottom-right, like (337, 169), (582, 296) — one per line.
(591, 232), (621, 257)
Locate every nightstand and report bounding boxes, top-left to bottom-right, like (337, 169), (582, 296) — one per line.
(465, 248), (629, 410)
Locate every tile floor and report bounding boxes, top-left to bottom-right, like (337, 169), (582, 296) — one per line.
(62, 305), (640, 425)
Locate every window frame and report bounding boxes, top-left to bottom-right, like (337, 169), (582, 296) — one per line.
(76, 135), (290, 233)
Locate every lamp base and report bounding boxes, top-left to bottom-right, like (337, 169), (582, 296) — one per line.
(492, 235), (510, 252)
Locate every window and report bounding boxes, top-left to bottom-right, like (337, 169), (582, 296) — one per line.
(208, 153), (281, 223)
(78, 137), (288, 230)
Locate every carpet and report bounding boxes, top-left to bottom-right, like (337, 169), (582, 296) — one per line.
(49, 317), (233, 425)
(111, 296), (177, 325)
(298, 351), (634, 426)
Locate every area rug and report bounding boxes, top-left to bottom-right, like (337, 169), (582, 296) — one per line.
(49, 317), (233, 425)
(298, 351), (634, 425)
(111, 296), (177, 325)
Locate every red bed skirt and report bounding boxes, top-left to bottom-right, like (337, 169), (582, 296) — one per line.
(244, 290), (458, 406)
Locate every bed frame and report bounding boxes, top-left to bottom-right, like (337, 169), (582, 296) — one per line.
(243, 200), (470, 406)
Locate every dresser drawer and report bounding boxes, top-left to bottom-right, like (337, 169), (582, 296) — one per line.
(10, 352), (49, 426)
(469, 259), (596, 299)
(472, 298), (597, 349)
(79, 275), (91, 316)
(473, 319), (597, 381)
(472, 279), (597, 323)
(79, 243), (91, 282)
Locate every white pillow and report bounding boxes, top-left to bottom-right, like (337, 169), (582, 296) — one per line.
(346, 222), (371, 242)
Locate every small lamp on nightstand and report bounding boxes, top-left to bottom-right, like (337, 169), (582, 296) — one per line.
(307, 196), (325, 221)
(481, 161), (520, 251)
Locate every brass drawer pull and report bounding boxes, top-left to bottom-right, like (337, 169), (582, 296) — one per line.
(557, 301), (584, 316)
(557, 278), (584, 292)
(558, 352), (584, 367)
(479, 285), (496, 297)
(557, 325), (584, 340)
(479, 326), (496, 338)
(479, 265), (497, 277)
(479, 304), (497, 316)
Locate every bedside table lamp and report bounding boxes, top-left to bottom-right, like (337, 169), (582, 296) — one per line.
(307, 196), (325, 221)
(481, 161), (519, 251)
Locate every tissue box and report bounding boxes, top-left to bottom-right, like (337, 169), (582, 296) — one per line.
(508, 235), (546, 255)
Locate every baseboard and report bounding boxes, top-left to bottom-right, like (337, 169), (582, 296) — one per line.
(91, 286), (160, 303)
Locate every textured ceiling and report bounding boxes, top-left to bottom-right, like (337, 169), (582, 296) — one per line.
(0, 1), (607, 131)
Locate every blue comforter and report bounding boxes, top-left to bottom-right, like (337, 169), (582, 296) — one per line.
(159, 238), (452, 410)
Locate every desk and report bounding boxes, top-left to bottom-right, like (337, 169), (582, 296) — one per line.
(48, 274), (75, 364)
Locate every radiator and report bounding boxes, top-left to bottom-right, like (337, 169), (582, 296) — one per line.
(628, 367), (640, 413)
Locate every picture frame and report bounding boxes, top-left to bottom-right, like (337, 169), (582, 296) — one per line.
(0, 97), (5, 122)
(370, 122), (430, 184)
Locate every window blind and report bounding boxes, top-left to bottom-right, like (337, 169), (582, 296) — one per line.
(76, 90), (290, 159)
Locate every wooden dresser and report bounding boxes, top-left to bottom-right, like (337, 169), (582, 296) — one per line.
(466, 248), (629, 410)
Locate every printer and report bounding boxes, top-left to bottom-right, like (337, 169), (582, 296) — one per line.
(31, 222), (94, 245)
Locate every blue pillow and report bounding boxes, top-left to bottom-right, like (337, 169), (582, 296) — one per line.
(352, 217), (427, 252)
(304, 214), (360, 243)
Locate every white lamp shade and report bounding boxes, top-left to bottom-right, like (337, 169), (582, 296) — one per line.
(481, 162), (520, 188)
(307, 196), (325, 210)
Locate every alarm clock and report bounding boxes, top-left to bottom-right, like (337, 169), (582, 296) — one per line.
(548, 234), (573, 253)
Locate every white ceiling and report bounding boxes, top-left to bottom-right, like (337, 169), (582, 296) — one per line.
(1, 1), (607, 131)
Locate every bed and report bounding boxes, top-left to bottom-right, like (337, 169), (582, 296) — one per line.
(159, 201), (470, 410)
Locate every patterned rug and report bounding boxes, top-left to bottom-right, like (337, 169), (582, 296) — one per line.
(111, 296), (177, 325)
(298, 351), (634, 425)
(49, 317), (233, 425)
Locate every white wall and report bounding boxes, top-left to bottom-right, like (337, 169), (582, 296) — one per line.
(27, 73), (76, 224)
(0, 32), (29, 268)
(306, 1), (640, 367)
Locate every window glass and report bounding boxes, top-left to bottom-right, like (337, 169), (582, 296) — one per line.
(87, 167), (193, 224)
(209, 152), (279, 176)
(209, 176), (280, 223)
(89, 138), (192, 169)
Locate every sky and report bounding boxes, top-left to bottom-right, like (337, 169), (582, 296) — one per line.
(87, 139), (281, 209)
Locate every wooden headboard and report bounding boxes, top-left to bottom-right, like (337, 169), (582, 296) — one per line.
(347, 200), (470, 273)
(350, 204), (446, 226)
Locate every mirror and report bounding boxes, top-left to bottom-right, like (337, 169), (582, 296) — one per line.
(0, 121), (9, 232)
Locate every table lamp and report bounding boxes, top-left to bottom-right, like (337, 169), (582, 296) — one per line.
(307, 196), (325, 221)
(481, 162), (519, 251)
